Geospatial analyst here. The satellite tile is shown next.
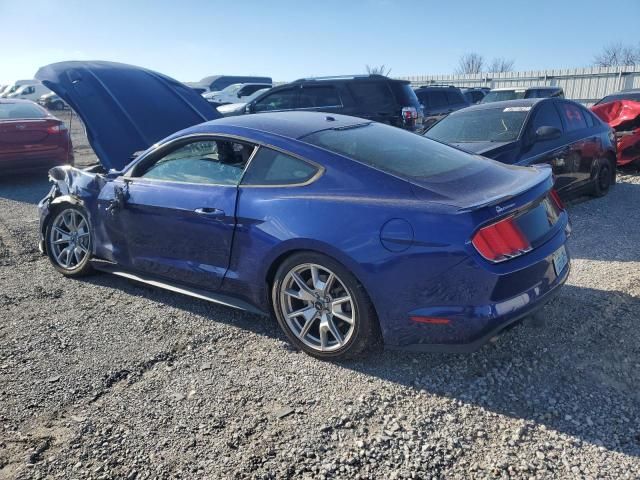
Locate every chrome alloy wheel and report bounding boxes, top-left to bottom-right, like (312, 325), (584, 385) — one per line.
(279, 263), (356, 352)
(49, 209), (90, 270)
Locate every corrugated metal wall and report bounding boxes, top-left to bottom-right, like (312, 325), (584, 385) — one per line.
(398, 66), (640, 105)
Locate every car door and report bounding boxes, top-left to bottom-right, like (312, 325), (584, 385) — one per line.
(555, 100), (598, 190)
(520, 101), (577, 192)
(96, 136), (255, 290)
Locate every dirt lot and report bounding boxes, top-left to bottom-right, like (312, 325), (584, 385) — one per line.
(0, 110), (639, 479)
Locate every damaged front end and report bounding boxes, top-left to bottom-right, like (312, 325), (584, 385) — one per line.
(38, 165), (107, 254)
(591, 100), (640, 167)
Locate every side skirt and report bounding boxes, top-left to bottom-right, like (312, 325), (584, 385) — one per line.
(90, 259), (267, 317)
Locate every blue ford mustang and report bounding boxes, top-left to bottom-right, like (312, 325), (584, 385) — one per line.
(36, 62), (571, 359)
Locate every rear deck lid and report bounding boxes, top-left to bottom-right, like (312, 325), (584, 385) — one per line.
(35, 61), (220, 171)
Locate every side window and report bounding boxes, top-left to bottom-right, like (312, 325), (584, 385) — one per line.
(559, 102), (588, 132)
(298, 86), (342, 108)
(348, 82), (394, 110)
(428, 91), (447, 108)
(531, 102), (564, 132)
(138, 140), (255, 185)
(253, 89), (297, 112)
(446, 91), (466, 106)
(242, 148), (319, 186)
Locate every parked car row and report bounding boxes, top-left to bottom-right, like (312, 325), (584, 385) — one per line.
(2, 60), (636, 360)
(203, 82), (272, 106)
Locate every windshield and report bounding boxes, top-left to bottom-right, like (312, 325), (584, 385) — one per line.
(0, 102), (48, 119)
(481, 90), (526, 103)
(425, 107), (529, 143)
(595, 92), (640, 105)
(302, 122), (482, 180)
(221, 84), (243, 95)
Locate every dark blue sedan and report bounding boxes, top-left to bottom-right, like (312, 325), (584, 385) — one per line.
(36, 62), (571, 359)
(424, 98), (617, 199)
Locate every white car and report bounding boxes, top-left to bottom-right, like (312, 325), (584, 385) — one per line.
(216, 88), (271, 116)
(7, 83), (51, 101)
(1, 79), (37, 98)
(203, 83), (271, 105)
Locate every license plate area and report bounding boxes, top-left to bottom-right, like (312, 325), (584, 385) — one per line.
(552, 245), (568, 277)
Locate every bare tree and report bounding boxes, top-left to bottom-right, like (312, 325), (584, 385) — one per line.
(455, 53), (484, 75)
(593, 43), (640, 67)
(487, 57), (515, 73)
(365, 64), (392, 76)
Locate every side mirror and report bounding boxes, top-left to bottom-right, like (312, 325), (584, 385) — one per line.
(535, 126), (561, 142)
(245, 104), (254, 114)
(237, 92), (242, 98)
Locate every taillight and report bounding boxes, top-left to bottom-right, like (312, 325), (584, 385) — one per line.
(402, 106), (418, 120)
(472, 216), (532, 263)
(47, 123), (67, 134)
(549, 188), (564, 211)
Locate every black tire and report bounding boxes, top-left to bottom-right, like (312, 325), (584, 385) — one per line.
(592, 158), (613, 198)
(271, 251), (379, 360)
(45, 204), (94, 277)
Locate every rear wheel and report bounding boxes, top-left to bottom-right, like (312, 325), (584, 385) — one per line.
(592, 158), (612, 197)
(45, 205), (94, 276)
(272, 252), (379, 360)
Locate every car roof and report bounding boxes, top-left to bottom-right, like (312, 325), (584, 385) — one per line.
(187, 111), (370, 139)
(289, 74), (407, 85)
(613, 88), (640, 94)
(453, 97), (551, 113)
(490, 86), (560, 92)
(415, 85), (460, 90)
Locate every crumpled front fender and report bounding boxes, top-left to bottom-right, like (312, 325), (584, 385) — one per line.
(38, 165), (107, 253)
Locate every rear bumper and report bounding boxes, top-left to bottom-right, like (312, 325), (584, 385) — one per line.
(0, 152), (71, 175)
(390, 259), (569, 353)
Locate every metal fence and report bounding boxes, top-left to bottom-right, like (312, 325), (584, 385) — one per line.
(398, 66), (640, 105)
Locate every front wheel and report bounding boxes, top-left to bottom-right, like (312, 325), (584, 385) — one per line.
(45, 205), (94, 277)
(272, 252), (379, 360)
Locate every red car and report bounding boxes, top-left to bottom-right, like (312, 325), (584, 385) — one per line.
(0, 99), (73, 175)
(591, 94), (640, 167)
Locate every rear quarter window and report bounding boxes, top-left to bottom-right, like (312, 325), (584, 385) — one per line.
(389, 82), (420, 107)
(241, 147), (319, 185)
(348, 82), (395, 111)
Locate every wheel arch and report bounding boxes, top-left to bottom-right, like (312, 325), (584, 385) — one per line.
(41, 195), (87, 253)
(263, 243), (382, 331)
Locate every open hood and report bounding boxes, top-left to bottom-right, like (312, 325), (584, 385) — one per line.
(36, 61), (220, 171)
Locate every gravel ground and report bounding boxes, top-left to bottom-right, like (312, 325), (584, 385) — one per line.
(0, 110), (639, 479)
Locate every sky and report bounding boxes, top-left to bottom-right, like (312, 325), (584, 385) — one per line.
(1, 0), (639, 85)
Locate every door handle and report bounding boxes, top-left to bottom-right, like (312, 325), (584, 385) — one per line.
(194, 207), (225, 219)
